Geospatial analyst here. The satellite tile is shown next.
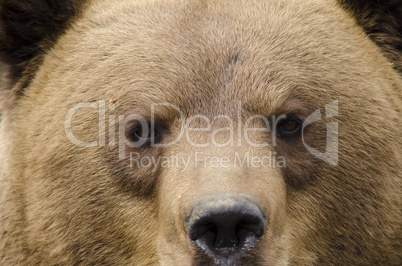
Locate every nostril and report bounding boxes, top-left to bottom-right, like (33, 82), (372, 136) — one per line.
(190, 212), (264, 252)
(188, 221), (218, 245)
(185, 194), (266, 260)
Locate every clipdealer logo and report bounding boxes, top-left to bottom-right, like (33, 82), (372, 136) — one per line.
(64, 100), (338, 166)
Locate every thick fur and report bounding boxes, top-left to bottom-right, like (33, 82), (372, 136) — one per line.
(0, 0), (86, 107)
(0, 0), (401, 265)
(337, 0), (402, 72)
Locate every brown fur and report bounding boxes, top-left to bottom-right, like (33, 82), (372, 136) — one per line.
(0, 0), (401, 265)
(337, 0), (402, 72)
(0, 0), (86, 98)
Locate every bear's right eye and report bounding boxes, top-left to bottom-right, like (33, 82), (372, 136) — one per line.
(127, 122), (165, 147)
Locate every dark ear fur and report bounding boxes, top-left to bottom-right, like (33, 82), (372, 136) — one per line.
(0, 0), (86, 97)
(338, 0), (402, 73)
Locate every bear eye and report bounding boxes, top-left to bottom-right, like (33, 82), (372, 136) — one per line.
(276, 117), (302, 139)
(128, 122), (165, 147)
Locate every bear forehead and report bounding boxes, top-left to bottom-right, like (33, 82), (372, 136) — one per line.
(36, 0), (384, 117)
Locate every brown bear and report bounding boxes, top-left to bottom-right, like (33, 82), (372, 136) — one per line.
(0, 0), (401, 265)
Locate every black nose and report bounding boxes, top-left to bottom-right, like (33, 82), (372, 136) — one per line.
(185, 194), (266, 260)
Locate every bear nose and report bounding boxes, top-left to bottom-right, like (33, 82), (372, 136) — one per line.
(185, 194), (266, 259)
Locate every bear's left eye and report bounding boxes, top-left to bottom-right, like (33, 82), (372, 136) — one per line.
(128, 122), (165, 147)
(276, 117), (302, 139)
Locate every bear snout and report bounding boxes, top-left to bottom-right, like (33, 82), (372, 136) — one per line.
(185, 193), (266, 263)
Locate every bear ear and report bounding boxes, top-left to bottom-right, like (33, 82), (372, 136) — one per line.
(338, 0), (402, 73)
(0, 0), (86, 97)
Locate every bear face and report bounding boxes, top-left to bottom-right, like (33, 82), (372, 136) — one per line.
(0, 0), (401, 265)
